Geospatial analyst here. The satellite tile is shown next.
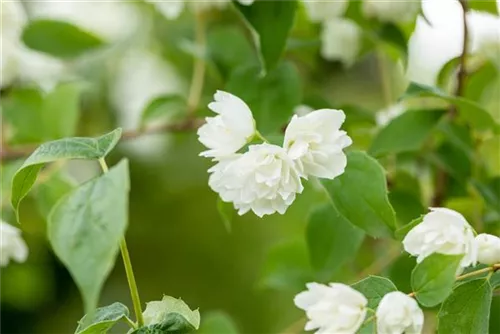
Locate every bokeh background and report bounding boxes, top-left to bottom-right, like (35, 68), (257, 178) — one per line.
(1, 1), (500, 333)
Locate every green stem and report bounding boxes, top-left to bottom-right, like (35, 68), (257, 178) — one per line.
(123, 316), (137, 329)
(254, 130), (269, 143)
(98, 158), (144, 327)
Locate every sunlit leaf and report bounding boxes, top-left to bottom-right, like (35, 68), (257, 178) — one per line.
(76, 302), (129, 334)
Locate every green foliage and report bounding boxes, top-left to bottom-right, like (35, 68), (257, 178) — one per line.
(48, 160), (130, 315)
(468, 0), (499, 15)
(351, 276), (398, 309)
(198, 311), (239, 334)
(438, 279), (492, 334)
(307, 205), (365, 280)
(234, 1), (297, 73)
(395, 216), (423, 241)
(411, 254), (463, 307)
(370, 109), (446, 156)
(216, 197), (233, 233)
(11, 128), (122, 219)
(76, 302), (129, 334)
(226, 62), (301, 135)
(141, 95), (187, 127)
(22, 20), (105, 58)
(321, 151), (396, 238)
(34, 171), (76, 219)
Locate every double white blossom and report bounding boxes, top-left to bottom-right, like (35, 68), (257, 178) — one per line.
(376, 291), (424, 334)
(284, 109), (352, 179)
(321, 18), (361, 67)
(475, 233), (500, 265)
(403, 208), (477, 268)
(209, 144), (303, 217)
(363, 0), (421, 24)
(302, 0), (349, 23)
(1, 220), (29, 267)
(294, 283), (367, 334)
(197, 91), (256, 159)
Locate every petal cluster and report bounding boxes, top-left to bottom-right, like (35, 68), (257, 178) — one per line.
(476, 233), (500, 265)
(362, 0), (421, 23)
(403, 208), (477, 267)
(0, 220), (29, 267)
(294, 283), (367, 334)
(376, 291), (424, 334)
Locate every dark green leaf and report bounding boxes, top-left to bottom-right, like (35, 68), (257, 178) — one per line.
(389, 255), (416, 293)
(401, 82), (500, 133)
(377, 23), (408, 60)
(411, 254), (463, 307)
(307, 205), (365, 280)
(320, 151), (396, 238)
(226, 62), (301, 135)
(438, 279), (492, 334)
(76, 302), (129, 334)
(389, 190), (425, 228)
(351, 276), (398, 309)
(369, 109), (445, 156)
(472, 177), (500, 215)
(216, 197), (233, 233)
(198, 311), (238, 334)
(141, 95), (187, 127)
(234, 0), (297, 73)
(11, 128), (122, 220)
(22, 20), (104, 58)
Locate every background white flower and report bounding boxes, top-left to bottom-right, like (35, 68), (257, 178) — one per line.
(294, 282), (367, 334)
(321, 18), (361, 67)
(284, 109), (352, 179)
(376, 103), (406, 127)
(149, 0), (254, 20)
(362, 0), (421, 24)
(1, 220), (29, 267)
(403, 208), (477, 268)
(475, 233), (500, 265)
(198, 91), (256, 159)
(209, 143), (303, 217)
(376, 291), (424, 334)
(302, 0), (349, 23)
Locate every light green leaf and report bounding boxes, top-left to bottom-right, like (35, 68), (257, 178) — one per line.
(469, 0), (498, 15)
(234, 0), (297, 73)
(351, 276), (398, 309)
(140, 95), (187, 127)
(198, 311), (239, 334)
(140, 296), (200, 334)
(75, 302), (129, 334)
(369, 109), (446, 156)
(35, 171), (76, 219)
(401, 82), (500, 133)
(438, 279), (492, 334)
(320, 151), (396, 238)
(307, 205), (365, 280)
(411, 254), (463, 307)
(22, 20), (104, 58)
(226, 62), (301, 135)
(48, 159), (129, 315)
(11, 128), (122, 220)
(217, 197), (233, 233)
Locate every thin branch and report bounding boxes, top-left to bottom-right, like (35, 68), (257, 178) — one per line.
(187, 12), (207, 116)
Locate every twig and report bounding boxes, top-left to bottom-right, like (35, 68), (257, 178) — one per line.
(0, 118), (204, 162)
(187, 12), (207, 116)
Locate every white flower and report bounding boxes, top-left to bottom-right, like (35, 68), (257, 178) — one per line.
(475, 233), (500, 265)
(321, 18), (361, 67)
(1, 0), (26, 88)
(376, 103), (406, 127)
(302, 0), (349, 22)
(376, 291), (424, 334)
(1, 220), (29, 267)
(149, 0), (254, 19)
(293, 104), (314, 117)
(145, 1), (185, 19)
(467, 11), (500, 67)
(284, 109), (352, 179)
(363, 0), (421, 23)
(209, 143), (303, 217)
(198, 91), (256, 159)
(294, 282), (367, 334)
(403, 208), (477, 268)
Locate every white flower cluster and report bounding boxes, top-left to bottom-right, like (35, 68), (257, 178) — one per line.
(295, 283), (424, 334)
(1, 220), (29, 267)
(362, 0), (421, 24)
(403, 207), (500, 270)
(198, 91), (351, 217)
(146, 0), (254, 20)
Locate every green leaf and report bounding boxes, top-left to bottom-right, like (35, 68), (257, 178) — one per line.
(370, 109), (446, 156)
(320, 151), (396, 238)
(48, 159), (130, 315)
(394, 216), (423, 241)
(226, 62), (301, 135)
(389, 190), (425, 228)
(307, 205), (365, 280)
(437, 57), (460, 90)
(411, 254), (463, 307)
(377, 23), (408, 60)
(198, 311), (238, 334)
(351, 276), (398, 309)
(11, 128), (122, 220)
(234, 0), (297, 73)
(140, 95), (187, 127)
(22, 20), (104, 58)
(35, 171), (76, 219)
(401, 82), (500, 133)
(469, 0), (498, 15)
(75, 302), (129, 334)
(438, 279), (492, 334)
(216, 197), (233, 233)
(472, 177), (500, 215)
(140, 296), (200, 334)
